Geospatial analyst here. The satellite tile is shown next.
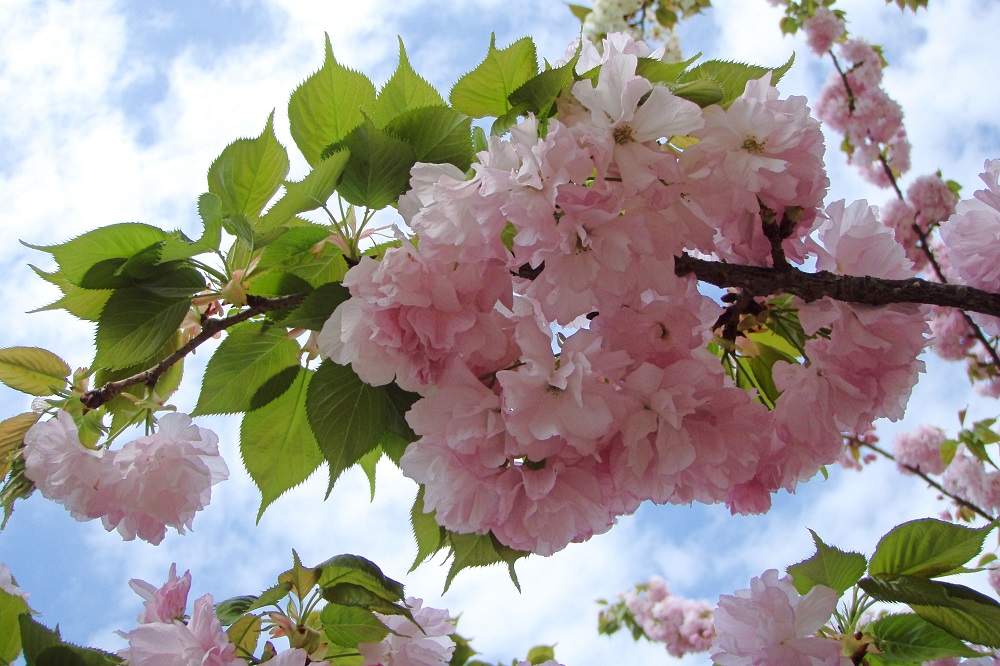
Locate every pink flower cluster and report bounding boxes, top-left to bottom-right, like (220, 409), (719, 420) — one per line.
(711, 569), (848, 666)
(622, 575), (715, 657)
(358, 597), (455, 666)
(803, 7), (846, 56)
(23, 411), (229, 544)
(893, 424), (947, 476)
(320, 33), (930, 556)
(118, 565), (245, 666)
(816, 38), (911, 187)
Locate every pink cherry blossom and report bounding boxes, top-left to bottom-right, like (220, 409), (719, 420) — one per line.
(711, 570), (848, 666)
(624, 576), (715, 657)
(131, 564), (192, 624)
(803, 7), (845, 55)
(121, 594), (245, 666)
(358, 597), (455, 666)
(23, 411), (228, 545)
(893, 425), (948, 476)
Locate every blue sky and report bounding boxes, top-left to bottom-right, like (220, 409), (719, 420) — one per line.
(2, 1), (1000, 664)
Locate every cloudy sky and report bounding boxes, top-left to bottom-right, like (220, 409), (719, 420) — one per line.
(2, 1), (1000, 664)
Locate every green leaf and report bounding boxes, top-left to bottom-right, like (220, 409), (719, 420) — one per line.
(0, 348), (70, 396)
(0, 589), (30, 664)
(320, 605), (391, 647)
(317, 554), (405, 602)
(28, 267), (111, 322)
(288, 34), (377, 167)
(249, 224), (348, 294)
(525, 645), (556, 664)
(868, 519), (994, 578)
(193, 192), (224, 254)
(329, 118), (417, 210)
(667, 79), (724, 107)
(567, 3), (591, 22)
(24, 223), (170, 286)
(278, 282), (350, 331)
(259, 150), (351, 231)
(450, 34), (538, 118)
(207, 111), (290, 219)
(386, 106), (473, 172)
(226, 614), (261, 659)
(677, 55), (795, 108)
(278, 550), (323, 601)
(18, 615), (120, 666)
(373, 38), (445, 128)
(444, 532), (529, 592)
(859, 575), (1000, 648)
(410, 488), (445, 573)
(356, 445), (381, 501)
(508, 49), (580, 118)
(215, 596), (258, 625)
(868, 613), (980, 663)
(0, 413), (40, 479)
(635, 53), (700, 85)
(787, 529), (867, 595)
(194, 321), (301, 415)
(321, 583), (412, 620)
(241, 367), (324, 521)
(92, 288), (191, 371)
(306, 361), (387, 495)
(886, 0), (928, 11)
(247, 582), (293, 612)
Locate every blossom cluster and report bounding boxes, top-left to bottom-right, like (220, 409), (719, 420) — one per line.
(358, 597), (457, 666)
(815, 38), (911, 188)
(22, 411), (228, 544)
(620, 575), (714, 657)
(318, 33), (932, 556)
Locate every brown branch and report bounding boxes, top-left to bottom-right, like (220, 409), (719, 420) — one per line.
(674, 253), (1000, 319)
(80, 292), (308, 411)
(859, 440), (997, 523)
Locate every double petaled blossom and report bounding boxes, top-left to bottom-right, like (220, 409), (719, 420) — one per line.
(939, 159), (1000, 336)
(893, 424), (947, 476)
(711, 570), (848, 666)
(358, 597), (456, 666)
(803, 7), (845, 55)
(119, 569), (244, 666)
(623, 576), (715, 658)
(23, 412), (228, 545)
(0, 563), (29, 601)
(325, 32), (932, 556)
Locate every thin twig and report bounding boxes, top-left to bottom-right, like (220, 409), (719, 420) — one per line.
(80, 292), (308, 411)
(859, 440), (997, 523)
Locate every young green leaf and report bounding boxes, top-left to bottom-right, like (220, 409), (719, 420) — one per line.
(410, 488), (445, 573)
(306, 361), (387, 495)
(258, 150), (352, 231)
(331, 118), (417, 210)
(241, 367), (324, 522)
(216, 595), (259, 625)
(317, 554), (405, 603)
(24, 223), (171, 286)
(277, 282), (350, 332)
(207, 111), (290, 219)
(226, 614), (261, 659)
(868, 518), (994, 579)
(0, 348), (70, 396)
(278, 550), (323, 601)
(860, 575), (1000, 648)
(450, 34), (538, 118)
(507, 49), (580, 118)
(677, 55), (795, 109)
(0, 413), (40, 479)
(867, 613), (980, 663)
(0, 588), (30, 664)
(443, 532), (529, 592)
(92, 288), (191, 371)
(193, 321), (301, 416)
(28, 267), (112, 322)
(320, 583), (412, 620)
(385, 106), (473, 172)
(787, 529), (867, 595)
(320, 604), (391, 647)
(288, 34), (377, 167)
(18, 615), (120, 666)
(635, 53), (701, 84)
(373, 38), (445, 128)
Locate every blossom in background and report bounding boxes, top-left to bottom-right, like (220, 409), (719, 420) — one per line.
(711, 569), (847, 666)
(358, 597), (456, 666)
(22, 411), (228, 545)
(893, 424), (948, 476)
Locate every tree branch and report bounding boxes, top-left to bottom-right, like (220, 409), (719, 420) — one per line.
(674, 254), (1000, 319)
(80, 292), (308, 411)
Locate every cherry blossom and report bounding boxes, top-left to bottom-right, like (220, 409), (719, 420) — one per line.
(358, 597), (456, 666)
